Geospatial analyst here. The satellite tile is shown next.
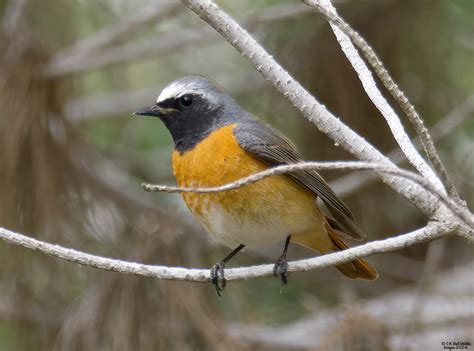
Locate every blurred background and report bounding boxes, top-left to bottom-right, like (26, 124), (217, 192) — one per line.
(0, 0), (473, 350)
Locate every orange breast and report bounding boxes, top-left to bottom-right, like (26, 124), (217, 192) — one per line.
(172, 124), (318, 235)
(172, 124), (267, 215)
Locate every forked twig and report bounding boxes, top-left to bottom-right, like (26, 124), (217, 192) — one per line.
(303, 0), (462, 203)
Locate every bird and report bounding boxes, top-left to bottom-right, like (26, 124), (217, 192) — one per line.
(134, 75), (378, 295)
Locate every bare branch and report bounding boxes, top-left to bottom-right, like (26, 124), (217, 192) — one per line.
(45, 2), (312, 76)
(141, 161), (474, 231)
(303, 0), (444, 194)
(303, 0), (462, 203)
(50, 1), (180, 72)
(0, 222), (455, 283)
(46, 27), (210, 76)
(332, 95), (474, 197)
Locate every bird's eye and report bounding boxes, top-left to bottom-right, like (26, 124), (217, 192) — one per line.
(180, 95), (193, 107)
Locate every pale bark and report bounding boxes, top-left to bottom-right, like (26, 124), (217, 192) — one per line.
(0, 222), (454, 283)
(303, 0), (462, 203)
(312, 0), (444, 193)
(332, 96), (474, 197)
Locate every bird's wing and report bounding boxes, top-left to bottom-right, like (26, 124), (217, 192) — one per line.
(233, 120), (366, 241)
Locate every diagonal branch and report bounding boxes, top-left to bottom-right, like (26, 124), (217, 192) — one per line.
(0, 222), (455, 283)
(303, 0), (444, 194)
(49, 1), (180, 74)
(45, 2), (312, 76)
(332, 95), (474, 197)
(303, 0), (462, 203)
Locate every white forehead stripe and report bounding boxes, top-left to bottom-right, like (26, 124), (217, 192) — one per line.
(155, 77), (223, 106)
(156, 80), (209, 103)
(156, 81), (187, 103)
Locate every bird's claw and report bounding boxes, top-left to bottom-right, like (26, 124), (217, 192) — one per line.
(273, 255), (289, 285)
(210, 261), (226, 297)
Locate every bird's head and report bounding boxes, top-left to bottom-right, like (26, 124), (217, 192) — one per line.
(134, 75), (242, 152)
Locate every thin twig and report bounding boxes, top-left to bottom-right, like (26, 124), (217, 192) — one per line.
(303, 0), (462, 203)
(332, 95), (474, 197)
(0, 222), (454, 283)
(141, 161), (473, 231)
(305, 0), (444, 193)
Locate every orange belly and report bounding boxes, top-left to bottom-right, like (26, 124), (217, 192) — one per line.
(172, 124), (326, 248)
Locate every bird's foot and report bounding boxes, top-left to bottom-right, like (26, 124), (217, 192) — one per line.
(210, 261), (226, 297)
(273, 255), (289, 285)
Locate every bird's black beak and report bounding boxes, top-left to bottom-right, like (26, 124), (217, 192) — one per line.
(133, 104), (176, 117)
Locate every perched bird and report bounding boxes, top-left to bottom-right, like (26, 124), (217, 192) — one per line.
(134, 75), (378, 295)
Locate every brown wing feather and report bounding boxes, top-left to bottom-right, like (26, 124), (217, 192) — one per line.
(234, 119), (366, 241)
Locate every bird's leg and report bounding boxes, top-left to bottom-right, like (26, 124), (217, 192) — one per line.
(273, 235), (292, 285)
(210, 244), (245, 297)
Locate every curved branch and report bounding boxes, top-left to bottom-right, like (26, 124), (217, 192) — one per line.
(303, 0), (461, 203)
(0, 223), (454, 283)
(141, 161), (474, 231)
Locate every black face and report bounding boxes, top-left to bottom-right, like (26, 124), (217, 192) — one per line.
(134, 76), (253, 153)
(134, 92), (234, 153)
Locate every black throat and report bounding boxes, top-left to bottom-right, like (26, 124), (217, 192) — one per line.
(157, 91), (252, 154)
(161, 110), (240, 154)
(162, 118), (219, 153)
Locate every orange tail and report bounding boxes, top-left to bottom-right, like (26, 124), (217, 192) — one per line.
(328, 230), (378, 280)
(293, 224), (378, 280)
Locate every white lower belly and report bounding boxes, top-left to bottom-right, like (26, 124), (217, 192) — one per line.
(196, 202), (312, 249)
